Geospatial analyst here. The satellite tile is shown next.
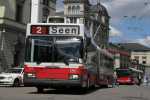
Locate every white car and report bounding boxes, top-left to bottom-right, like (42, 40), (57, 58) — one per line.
(0, 68), (24, 87)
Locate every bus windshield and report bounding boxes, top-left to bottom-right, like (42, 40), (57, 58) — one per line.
(116, 69), (132, 77)
(25, 36), (83, 63)
(56, 40), (82, 63)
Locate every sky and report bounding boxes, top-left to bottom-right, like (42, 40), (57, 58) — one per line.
(56, 0), (150, 47)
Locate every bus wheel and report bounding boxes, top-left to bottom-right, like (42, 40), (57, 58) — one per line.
(87, 78), (90, 89)
(81, 78), (90, 89)
(37, 87), (44, 93)
(13, 79), (20, 87)
(91, 81), (97, 89)
(104, 79), (109, 88)
(80, 79), (90, 93)
(94, 80), (100, 89)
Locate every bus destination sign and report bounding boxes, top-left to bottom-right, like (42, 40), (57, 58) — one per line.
(31, 25), (79, 35)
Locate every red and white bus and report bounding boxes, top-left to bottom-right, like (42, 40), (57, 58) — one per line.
(116, 68), (143, 85)
(23, 17), (114, 92)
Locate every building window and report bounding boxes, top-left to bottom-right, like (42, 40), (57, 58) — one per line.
(101, 16), (106, 24)
(142, 61), (146, 64)
(134, 56), (139, 64)
(43, 8), (49, 17)
(142, 56), (147, 60)
(72, 6), (76, 14)
(76, 6), (80, 14)
(134, 56), (139, 60)
(16, 4), (23, 22)
(70, 17), (77, 23)
(142, 56), (147, 64)
(68, 6), (71, 14)
(43, 0), (49, 6)
(42, 7), (49, 23)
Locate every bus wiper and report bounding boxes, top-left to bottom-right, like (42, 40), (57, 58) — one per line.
(45, 66), (61, 68)
(36, 57), (42, 65)
(36, 61), (42, 65)
(63, 58), (69, 66)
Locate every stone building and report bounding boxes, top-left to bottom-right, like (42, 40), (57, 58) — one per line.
(118, 43), (150, 67)
(63, 0), (110, 48)
(0, 0), (56, 71)
(108, 43), (130, 69)
(31, 0), (56, 23)
(64, 0), (90, 24)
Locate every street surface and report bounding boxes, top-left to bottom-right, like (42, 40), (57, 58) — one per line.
(0, 85), (150, 100)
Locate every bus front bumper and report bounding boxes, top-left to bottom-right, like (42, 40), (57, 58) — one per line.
(24, 78), (82, 87)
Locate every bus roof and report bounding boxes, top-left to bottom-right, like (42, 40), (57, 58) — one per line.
(116, 68), (143, 73)
(129, 68), (143, 73)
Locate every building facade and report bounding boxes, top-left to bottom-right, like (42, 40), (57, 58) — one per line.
(108, 43), (130, 69)
(131, 51), (150, 67)
(31, 0), (56, 23)
(118, 43), (150, 67)
(0, 0), (56, 71)
(63, 0), (110, 48)
(64, 0), (90, 24)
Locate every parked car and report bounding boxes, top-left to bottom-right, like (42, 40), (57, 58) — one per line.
(0, 68), (24, 87)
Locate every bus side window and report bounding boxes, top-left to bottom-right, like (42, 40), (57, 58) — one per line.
(132, 72), (137, 78)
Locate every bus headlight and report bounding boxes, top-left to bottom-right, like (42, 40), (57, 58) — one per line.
(27, 73), (36, 78)
(69, 74), (79, 80)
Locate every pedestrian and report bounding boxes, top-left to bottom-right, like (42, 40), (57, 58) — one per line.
(146, 74), (149, 86)
(112, 71), (118, 87)
(137, 74), (142, 86)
